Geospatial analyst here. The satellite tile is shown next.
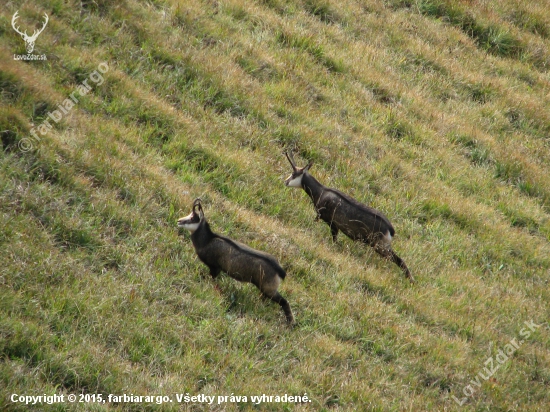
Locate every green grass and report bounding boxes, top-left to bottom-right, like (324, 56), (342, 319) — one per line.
(1, 0), (549, 411)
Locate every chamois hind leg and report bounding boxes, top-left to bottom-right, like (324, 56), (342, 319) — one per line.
(373, 242), (414, 283)
(388, 249), (414, 283)
(262, 291), (294, 324)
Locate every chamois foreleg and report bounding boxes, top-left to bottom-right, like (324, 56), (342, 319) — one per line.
(330, 225), (339, 242)
(207, 265), (221, 279)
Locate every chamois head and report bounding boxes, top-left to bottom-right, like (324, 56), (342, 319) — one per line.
(177, 198), (204, 232)
(284, 151), (313, 188)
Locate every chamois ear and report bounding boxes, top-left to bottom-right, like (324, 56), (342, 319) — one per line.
(304, 160), (313, 171)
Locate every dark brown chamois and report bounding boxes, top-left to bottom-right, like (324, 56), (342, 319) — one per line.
(177, 199), (294, 323)
(284, 152), (413, 283)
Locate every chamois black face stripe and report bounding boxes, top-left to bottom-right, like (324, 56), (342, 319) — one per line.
(291, 167), (307, 178)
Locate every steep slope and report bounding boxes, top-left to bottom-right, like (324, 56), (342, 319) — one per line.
(1, 0), (549, 410)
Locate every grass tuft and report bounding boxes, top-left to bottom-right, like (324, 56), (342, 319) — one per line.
(304, 0), (342, 24)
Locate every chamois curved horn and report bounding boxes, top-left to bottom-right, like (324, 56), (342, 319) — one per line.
(284, 151), (297, 171)
(193, 198), (204, 219)
(192, 198), (201, 212)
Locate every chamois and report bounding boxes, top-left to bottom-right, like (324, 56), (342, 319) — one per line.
(177, 199), (294, 323)
(284, 152), (414, 283)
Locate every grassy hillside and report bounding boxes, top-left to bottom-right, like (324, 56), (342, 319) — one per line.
(1, 0), (549, 410)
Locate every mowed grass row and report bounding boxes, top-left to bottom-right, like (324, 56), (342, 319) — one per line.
(1, 108), (547, 410)
(1, 0), (549, 410)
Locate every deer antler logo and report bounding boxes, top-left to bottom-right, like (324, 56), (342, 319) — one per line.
(11, 11), (49, 54)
